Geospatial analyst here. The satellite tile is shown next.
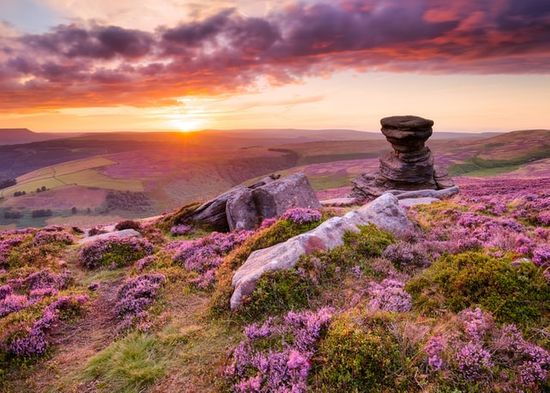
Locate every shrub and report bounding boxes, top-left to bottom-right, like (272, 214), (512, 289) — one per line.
(169, 224), (192, 236)
(1, 294), (88, 358)
(382, 241), (430, 269)
(31, 209), (52, 218)
(342, 224), (394, 258)
(114, 220), (142, 232)
(424, 308), (550, 391)
(280, 208), (322, 224)
(78, 237), (154, 270)
(225, 308), (332, 392)
(311, 311), (417, 392)
(406, 251), (550, 326)
(367, 279), (412, 313)
(171, 230), (252, 289)
(114, 273), (165, 333)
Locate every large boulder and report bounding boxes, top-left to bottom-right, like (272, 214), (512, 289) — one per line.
(226, 187), (259, 231)
(230, 193), (413, 309)
(252, 173), (321, 219)
(189, 186), (248, 231)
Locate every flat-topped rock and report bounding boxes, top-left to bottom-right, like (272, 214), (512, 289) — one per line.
(351, 115), (455, 200)
(381, 115), (434, 130)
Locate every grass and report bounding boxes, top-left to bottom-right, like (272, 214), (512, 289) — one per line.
(449, 150), (550, 176)
(0, 156), (143, 199)
(83, 333), (166, 393)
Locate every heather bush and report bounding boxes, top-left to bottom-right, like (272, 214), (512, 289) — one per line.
(172, 230), (252, 289)
(114, 220), (142, 232)
(367, 279), (412, 313)
(169, 224), (192, 236)
(0, 293), (88, 359)
(225, 308), (332, 392)
(280, 208), (322, 224)
(114, 273), (166, 333)
(406, 251), (549, 326)
(311, 310), (418, 392)
(382, 241), (430, 269)
(424, 308), (550, 391)
(79, 237), (153, 269)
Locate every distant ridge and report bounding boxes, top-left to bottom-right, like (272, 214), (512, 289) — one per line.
(0, 128), (80, 146)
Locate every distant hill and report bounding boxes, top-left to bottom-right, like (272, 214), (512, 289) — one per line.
(0, 128), (80, 146)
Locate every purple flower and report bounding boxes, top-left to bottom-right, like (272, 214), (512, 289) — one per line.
(226, 308), (332, 392)
(455, 342), (493, 380)
(79, 236), (153, 269)
(425, 335), (445, 370)
(280, 208), (321, 225)
(170, 224), (193, 236)
(113, 273), (165, 332)
(367, 279), (412, 313)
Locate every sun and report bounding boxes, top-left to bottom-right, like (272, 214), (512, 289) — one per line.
(168, 115), (206, 133)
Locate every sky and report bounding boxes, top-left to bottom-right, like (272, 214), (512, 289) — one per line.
(0, 0), (549, 133)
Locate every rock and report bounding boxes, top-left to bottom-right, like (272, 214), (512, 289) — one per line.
(252, 173), (321, 219)
(351, 115), (456, 200)
(230, 193), (413, 309)
(78, 229), (141, 245)
(249, 174), (281, 189)
(189, 186), (248, 231)
(398, 197), (440, 208)
(320, 197), (358, 207)
(393, 186), (460, 200)
(226, 187), (259, 231)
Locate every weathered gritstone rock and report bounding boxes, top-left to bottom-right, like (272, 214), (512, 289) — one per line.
(79, 229), (141, 245)
(230, 193), (413, 310)
(351, 115), (456, 200)
(187, 173), (320, 232)
(398, 197), (440, 208)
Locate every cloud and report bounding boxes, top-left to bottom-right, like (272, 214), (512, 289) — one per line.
(0, 0), (549, 110)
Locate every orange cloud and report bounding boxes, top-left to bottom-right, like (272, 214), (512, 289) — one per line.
(0, 0), (549, 111)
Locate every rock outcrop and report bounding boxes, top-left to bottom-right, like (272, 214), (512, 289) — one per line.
(188, 173), (320, 232)
(230, 193), (413, 309)
(351, 115), (455, 200)
(79, 229), (141, 245)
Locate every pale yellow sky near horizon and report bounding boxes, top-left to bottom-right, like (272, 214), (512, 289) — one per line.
(2, 71), (549, 133)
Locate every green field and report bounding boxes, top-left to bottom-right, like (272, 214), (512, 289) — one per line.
(0, 157), (143, 198)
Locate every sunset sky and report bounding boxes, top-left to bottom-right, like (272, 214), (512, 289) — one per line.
(0, 0), (549, 133)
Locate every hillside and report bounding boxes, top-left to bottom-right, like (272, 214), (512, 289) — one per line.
(0, 173), (548, 392)
(0, 129), (79, 146)
(0, 129), (547, 230)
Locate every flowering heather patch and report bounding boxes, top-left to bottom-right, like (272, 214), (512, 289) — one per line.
(79, 236), (154, 269)
(114, 273), (166, 333)
(226, 307), (332, 392)
(382, 241), (429, 268)
(367, 279), (412, 313)
(424, 308), (550, 390)
(280, 208), (322, 224)
(170, 224), (192, 236)
(32, 229), (75, 246)
(172, 230), (252, 288)
(2, 294), (89, 357)
(259, 218), (277, 230)
(0, 234), (28, 268)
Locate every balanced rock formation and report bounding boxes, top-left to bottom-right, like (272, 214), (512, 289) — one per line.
(351, 115), (455, 200)
(188, 173), (321, 232)
(230, 193), (414, 309)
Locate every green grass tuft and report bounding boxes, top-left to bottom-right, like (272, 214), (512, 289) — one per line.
(84, 333), (166, 393)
